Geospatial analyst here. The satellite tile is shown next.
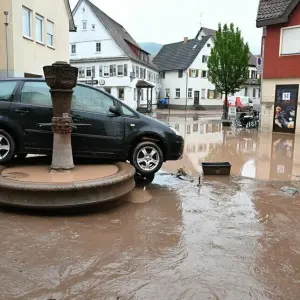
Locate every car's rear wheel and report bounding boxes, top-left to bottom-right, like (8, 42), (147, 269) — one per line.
(131, 141), (163, 176)
(0, 130), (15, 164)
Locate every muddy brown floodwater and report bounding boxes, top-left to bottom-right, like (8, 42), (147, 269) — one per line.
(1, 115), (300, 300)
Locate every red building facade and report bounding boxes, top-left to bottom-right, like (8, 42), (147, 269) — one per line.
(263, 4), (300, 79)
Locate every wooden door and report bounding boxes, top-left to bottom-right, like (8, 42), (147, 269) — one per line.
(194, 91), (200, 105)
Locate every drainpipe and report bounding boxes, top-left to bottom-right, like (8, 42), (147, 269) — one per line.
(4, 11), (9, 78)
(260, 27), (266, 127)
(185, 69), (189, 111)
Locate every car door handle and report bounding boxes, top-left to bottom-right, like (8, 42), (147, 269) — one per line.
(15, 109), (29, 115)
(72, 115), (84, 121)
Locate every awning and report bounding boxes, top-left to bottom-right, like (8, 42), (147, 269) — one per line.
(136, 80), (154, 88)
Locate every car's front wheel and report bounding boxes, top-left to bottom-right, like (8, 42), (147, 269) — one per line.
(0, 129), (15, 164)
(131, 141), (163, 176)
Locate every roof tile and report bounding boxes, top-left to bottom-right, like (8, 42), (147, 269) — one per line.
(257, 0), (291, 20)
(84, 0), (157, 70)
(153, 37), (210, 71)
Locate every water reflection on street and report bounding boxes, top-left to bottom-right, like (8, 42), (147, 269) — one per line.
(1, 114), (300, 299)
(163, 114), (300, 181)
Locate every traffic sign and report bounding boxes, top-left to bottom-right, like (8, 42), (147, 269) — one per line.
(256, 56), (263, 75)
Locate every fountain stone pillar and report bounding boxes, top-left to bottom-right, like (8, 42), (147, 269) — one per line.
(43, 61), (78, 170)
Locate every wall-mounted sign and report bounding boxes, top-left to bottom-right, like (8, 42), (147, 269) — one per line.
(273, 84), (299, 134)
(256, 56), (263, 75)
(282, 93), (291, 101)
(79, 79), (98, 85)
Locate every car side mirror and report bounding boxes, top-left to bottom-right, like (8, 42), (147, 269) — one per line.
(109, 105), (121, 115)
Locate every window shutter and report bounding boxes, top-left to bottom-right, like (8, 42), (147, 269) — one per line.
(189, 69), (192, 77)
(214, 90), (217, 99)
(196, 70), (199, 77)
(207, 89), (209, 99)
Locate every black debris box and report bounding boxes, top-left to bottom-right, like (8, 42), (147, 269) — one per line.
(201, 162), (231, 176)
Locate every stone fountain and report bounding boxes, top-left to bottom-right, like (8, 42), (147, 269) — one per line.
(0, 62), (135, 209)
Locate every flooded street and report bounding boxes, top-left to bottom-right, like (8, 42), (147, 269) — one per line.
(1, 114), (300, 299)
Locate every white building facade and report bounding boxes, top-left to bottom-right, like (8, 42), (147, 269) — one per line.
(196, 27), (261, 107)
(154, 36), (222, 109)
(70, 0), (160, 110)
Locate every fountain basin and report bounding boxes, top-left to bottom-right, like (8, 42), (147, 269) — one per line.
(0, 161), (135, 209)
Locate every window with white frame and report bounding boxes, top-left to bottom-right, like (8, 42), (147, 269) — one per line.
(124, 64), (128, 76)
(202, 70), (207, 78)
(86, 67), (92, 77)
(190, 69), (198, 78)
(165, 88), (170, 98)
(175, 88), (180, 98)
(202, 55), (209, 63)
(208, 90), (214, 99)
(78, 67), (85, 78)
(117, 65), (124, 76)
(71, 44), (76, 55)
(99, 66), (103, 77)
(96, 42), (101, 53)
(118, 88), (124, 100)
(22, 6), (32, 38)
(47, 20), (54, 46)
(35, 14), (43, 43)
(252, 88), (256, 98)
(281, 26), (300, 55)
(103, 66), (109, 77)
(82, 21), (87, 30)
(188, 88), (192, 98)
(136, 66), (139, 78)
(91, 24), (95, 30)
(251, 70), (257, 79)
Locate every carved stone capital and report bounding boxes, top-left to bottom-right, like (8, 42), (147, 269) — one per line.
(43, 61), (78, 90)
(52, 117), (74, 134)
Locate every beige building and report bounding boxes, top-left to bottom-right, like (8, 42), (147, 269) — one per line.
(0, 0), (75, 78)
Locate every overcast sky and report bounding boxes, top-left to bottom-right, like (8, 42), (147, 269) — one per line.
(69, 0), (262, 54)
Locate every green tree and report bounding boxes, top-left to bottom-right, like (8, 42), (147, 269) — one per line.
(208, 23), (250, 120)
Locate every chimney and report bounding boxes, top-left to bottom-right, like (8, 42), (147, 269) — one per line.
(184, 37), (188, 44)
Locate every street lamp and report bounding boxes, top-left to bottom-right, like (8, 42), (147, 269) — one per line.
(4, 11), (9, 78)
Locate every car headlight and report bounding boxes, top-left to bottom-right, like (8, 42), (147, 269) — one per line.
(170, 127), (181, 136)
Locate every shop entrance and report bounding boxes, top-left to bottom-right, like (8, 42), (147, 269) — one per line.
(273, 85), (299, 134)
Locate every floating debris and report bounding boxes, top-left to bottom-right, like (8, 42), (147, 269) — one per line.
(280, 186), (299, 196)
